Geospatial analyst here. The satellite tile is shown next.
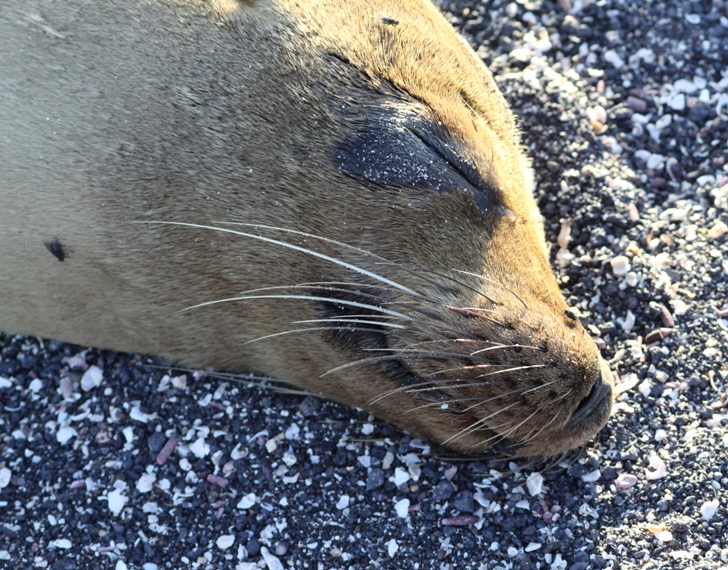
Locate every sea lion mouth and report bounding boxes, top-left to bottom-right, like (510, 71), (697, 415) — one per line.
(563, 365), (613, 430)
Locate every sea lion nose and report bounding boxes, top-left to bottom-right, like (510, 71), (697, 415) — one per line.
(563, 358), (614, 430)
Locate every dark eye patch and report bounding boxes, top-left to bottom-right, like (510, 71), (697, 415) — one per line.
(334, 104), (499, 215)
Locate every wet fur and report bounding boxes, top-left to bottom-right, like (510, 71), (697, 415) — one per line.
(0, 0), (613, 456)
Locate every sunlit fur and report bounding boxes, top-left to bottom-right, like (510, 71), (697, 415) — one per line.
(0, 0), (613, 456)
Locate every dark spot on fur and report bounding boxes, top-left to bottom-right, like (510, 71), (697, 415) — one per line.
(563, 309), (579, 328)
(381, 16), (399, 26)
(44, 239), (65, 262)
(335, 106), (498, 215)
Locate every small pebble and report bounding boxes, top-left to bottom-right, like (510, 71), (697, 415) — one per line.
(610, 255), (630, 276)
(441, 515), (480, 526)
(217, 535), (235, 550)
(668, 93), (686, 111)
(707, 220), (728, 240)
(659, 305), (675, 327)
(685, 13), (701, 24)
(136, 473), (156, 493)
(627, 96), (647, 113)
(645, 328), (673, 345)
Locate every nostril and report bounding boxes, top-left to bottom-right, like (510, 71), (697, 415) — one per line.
(564, 368), (611, 430)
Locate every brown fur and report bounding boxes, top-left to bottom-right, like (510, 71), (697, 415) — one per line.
(0, 0), (613, 456)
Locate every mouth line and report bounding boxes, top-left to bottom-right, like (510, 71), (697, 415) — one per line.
(563, 375), (612, 430)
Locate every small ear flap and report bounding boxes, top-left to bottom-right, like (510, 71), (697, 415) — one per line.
(334, 103), (499, 216)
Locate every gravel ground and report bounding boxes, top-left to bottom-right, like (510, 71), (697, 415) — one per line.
(2, 0), (727, 568)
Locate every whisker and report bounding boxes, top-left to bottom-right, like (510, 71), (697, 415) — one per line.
(445, 306), (508, 328)
(441, 401), (520, 445)
(519, 400), (569, 444)
(402, 384), (522, 414)
(242, 326), (390, 346)
(366, 374), (520, 407)
(292, 318), (406, 329)
(179, 294), (411, 319)
(136, 221), (422, 296)
(469, 344), (540, 356)
(321, 353), (466, 378)
(453, 269), (529, 311)
(474, 364), (549, 379)
(421, 269), (501, 305)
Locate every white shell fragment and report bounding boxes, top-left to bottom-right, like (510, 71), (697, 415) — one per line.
(392, 467), (411, 487)
(582, 469), (601, 483)
(526, 472), (544, 496)
(261, 547), (284, 570)
(387, 539), (399, 558)
(216, 534), (235, 550)
(56, 426), (78, 445)
(615, 473), (638, 491)
(0, 468), (11, 489)
(646, 523), (672, 542)
(80, 365), (103, 391)
(671, 299), (688, 316)
(237, 493), (256, 510)
(645, 455), (667, 480)
(107, 488), (128, 516)
(610, 255), (630, 276)
(189, 437), (209, 458)
(394, 498), (410, 518)
(336, 495), (350, 510)
(136, 472), (156, 493)
(700, 499), (719, 521)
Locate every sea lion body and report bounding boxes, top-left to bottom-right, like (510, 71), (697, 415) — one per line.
(0, 0), (613, 456)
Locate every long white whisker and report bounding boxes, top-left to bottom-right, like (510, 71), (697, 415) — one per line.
(475, 364), (548, 379)
(441, 401), (520, 445)
(453, 269), (529, 310)
(179, 294), (412, 319)
(293, 318), (406, 329)
(136, 221), (420, 296)
(321, 353), (460, 378)
(242, 326), (389, 345)
(469, 344), (540, 356)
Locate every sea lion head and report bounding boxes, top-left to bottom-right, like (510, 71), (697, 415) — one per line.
(189, 1), (614, 458)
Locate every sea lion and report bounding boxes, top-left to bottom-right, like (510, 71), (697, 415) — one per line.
(0, 0), (613, 457)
